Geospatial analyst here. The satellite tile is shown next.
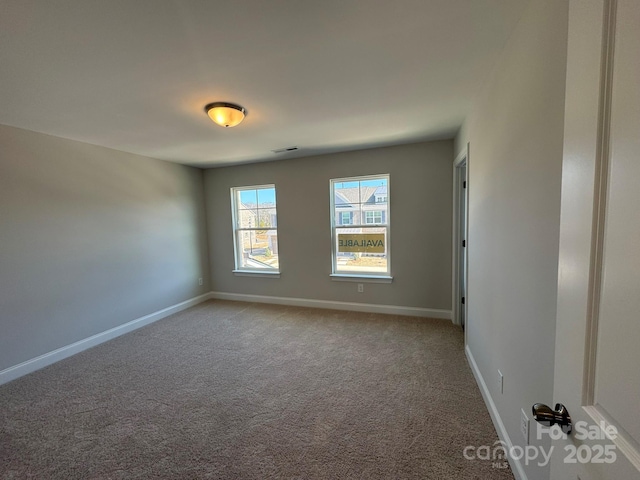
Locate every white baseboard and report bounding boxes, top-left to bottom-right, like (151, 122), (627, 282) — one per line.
(0, 292), (212, 386)
(1, 291), (449, 386)
(210, 291), (451, 319)
(466, 345), (528, 480)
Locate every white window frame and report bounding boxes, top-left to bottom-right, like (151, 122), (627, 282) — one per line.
(330, 174), (392, 282)
(340, 211), (352, 225)
(230, 184), (280, 276)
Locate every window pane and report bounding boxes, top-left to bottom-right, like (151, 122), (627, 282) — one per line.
(237, 208), (258, 229)
(334, 180), (359, 190)
(360, 178), (387, 188)
(236, 230), (254, 267)
(335, 227), (388, 274)
(238, 189), (257, 207)
(334, 183), (359, 211)
(359, 184), (377, 204)
(360, 178), (387, 203)
(257, 188), (276, 207)
(236, 229), (279, 270)
(257, 207), (277, 228)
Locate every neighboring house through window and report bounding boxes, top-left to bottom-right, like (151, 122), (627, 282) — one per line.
(330, 174), (390, 276)
(231, 185), (279, 273)
(340, 211), (352, 225)
(365, 211), (383, 224)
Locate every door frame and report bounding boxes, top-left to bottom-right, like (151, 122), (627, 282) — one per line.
(452, 143), (469, 328)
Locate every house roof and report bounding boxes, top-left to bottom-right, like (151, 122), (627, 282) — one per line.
(335, 187), (379, 207)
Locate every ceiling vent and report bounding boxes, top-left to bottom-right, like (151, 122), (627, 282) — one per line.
(272, 146), (298, 154)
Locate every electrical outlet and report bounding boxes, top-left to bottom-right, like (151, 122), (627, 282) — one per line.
(198, 277), (203, 286)
(357, 284), (364, 293)
(521, 408), (530, 444)
(498, 370), (504, 394)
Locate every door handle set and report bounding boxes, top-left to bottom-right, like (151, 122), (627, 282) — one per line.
(532, 403), (572, 434)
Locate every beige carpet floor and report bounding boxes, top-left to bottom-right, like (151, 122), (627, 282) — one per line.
(1, 300), (513, 479)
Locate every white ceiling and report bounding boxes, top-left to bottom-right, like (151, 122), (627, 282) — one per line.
(0, 0), (529, 167)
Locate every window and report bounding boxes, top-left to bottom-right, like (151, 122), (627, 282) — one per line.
(340, 211), (352, 225)
(365, 211), (383, 224)
(331, 174), (390, 276)
(231, 185), (279, 273)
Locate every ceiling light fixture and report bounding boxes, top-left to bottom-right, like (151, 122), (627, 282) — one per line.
(272, 146), (298, 154)
(204, 102), (246, 128)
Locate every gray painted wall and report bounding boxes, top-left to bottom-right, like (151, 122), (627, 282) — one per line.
(204, 141), (453, 310)
(0, 125), (210, 371)
(455, 1), (568, 479)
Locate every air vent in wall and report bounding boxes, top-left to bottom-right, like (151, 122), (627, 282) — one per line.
(272, 146), (298, 154)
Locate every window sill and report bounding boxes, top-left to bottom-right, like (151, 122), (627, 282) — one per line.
(330, 274), (393, 284)
(233, 270), (280, 278)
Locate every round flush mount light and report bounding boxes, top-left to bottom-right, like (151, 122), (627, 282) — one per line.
(204, 102), (246, 128)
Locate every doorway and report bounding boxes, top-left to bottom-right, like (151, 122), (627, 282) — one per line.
(453, 146), (468, 329)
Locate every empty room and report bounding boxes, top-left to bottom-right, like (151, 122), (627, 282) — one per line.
(1, 1), (638, 479)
